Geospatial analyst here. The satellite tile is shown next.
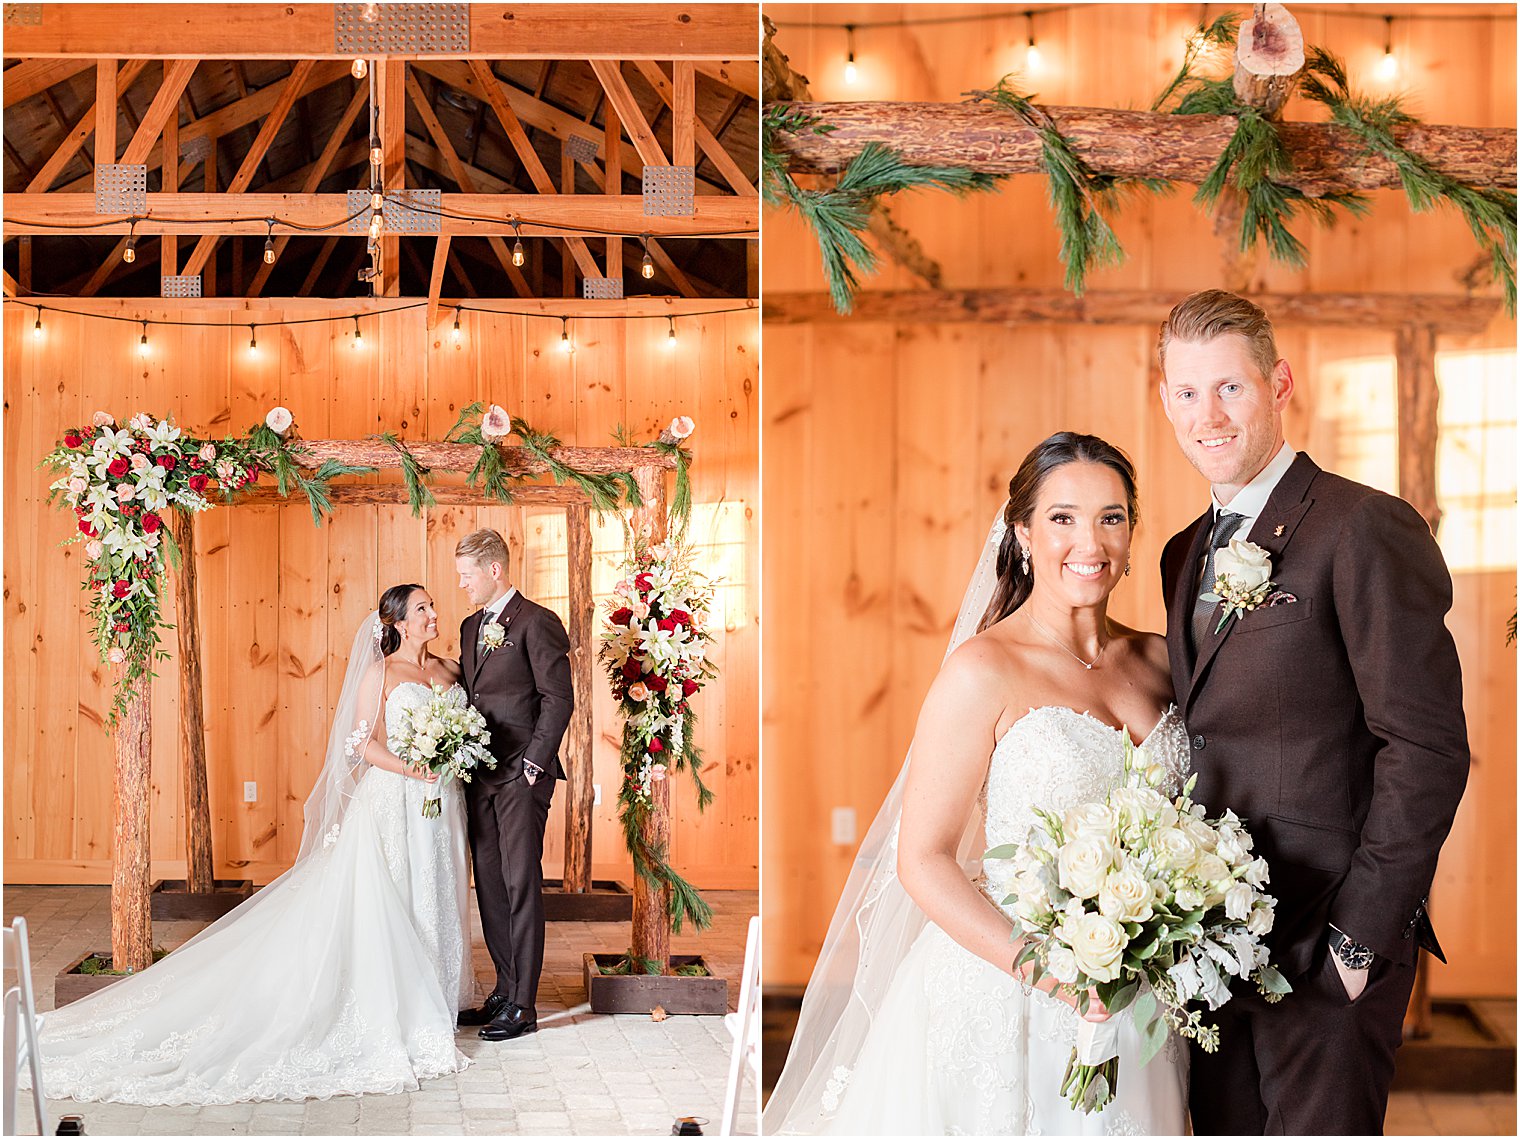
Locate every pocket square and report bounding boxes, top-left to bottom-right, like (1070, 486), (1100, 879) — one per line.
(1265, 591), (1298, 607)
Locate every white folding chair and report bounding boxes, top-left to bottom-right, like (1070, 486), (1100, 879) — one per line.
(4, 917), (48, 1136)
(719, 915), (762, 1136)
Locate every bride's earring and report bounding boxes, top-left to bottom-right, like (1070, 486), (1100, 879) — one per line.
(1124, 559), (1131, 577)
(1019, 545), (1030, 576)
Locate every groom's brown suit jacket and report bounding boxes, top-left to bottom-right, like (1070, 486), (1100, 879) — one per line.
(1160, 452), (1469, 980)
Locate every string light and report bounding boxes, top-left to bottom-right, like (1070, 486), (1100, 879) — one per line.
(640, 233), (655, 280)
(123, 219), (138, 264)
(664, 316), (678, 350)
(368, 209), (384, 241)
(369, 135), (383, 168)
(1024, 11), (1042, 72)
(370, 189), (384, 212)
(451, 308), (462, 342)
(558, 316), (574, 354)
(1377, 16), (1399, 81)
(350, 58), (368, 80)
(511, 219), (525, 267)
(32, 308), (42, 339)
(843, 24), (858, 85)
(247, 325), (258, 354)
(352, 316), (364, 350)
(262, 219), (276, 265)
(137, 320), (149, 357)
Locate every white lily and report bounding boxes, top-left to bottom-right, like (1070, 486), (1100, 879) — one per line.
(92, 425), (133, 459)
(145, 419), (182, 448)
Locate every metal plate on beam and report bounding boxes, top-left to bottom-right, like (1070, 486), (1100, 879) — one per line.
(565, 134), (599, 165)
(642, 166), (695, 217)
(334, 3), (469, 54)
(3, 5), (42, 25)
(161, 275), (202, 298)
(95, 164), (147, 215)
(583, 277), (624, 300)
(346, 188), (441, 234)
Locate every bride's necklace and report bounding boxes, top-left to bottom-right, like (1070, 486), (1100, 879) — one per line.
(1027, 612), (1108, 671)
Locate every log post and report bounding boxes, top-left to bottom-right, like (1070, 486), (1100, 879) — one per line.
(1395, 324), (1442, 533)
(1395, 321), (1441, 1039)
(170, 509), (215, 893)
(112, 674), (153, 973)
(1233, 3), (1305, 117)
(562, 504), (596, 895)
(630, 463), (671, 970)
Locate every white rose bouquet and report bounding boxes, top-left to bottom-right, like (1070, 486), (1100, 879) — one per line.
(391, 683), (495, 818)
(990, 736), (1290, 1114)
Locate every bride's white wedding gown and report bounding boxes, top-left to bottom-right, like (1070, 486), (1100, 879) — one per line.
(31, 682), (473, 1106)
(821, 705), (1191, 1136)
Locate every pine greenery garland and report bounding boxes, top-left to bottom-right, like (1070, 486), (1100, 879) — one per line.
(513, 419), (627, 513)
(970, 77), (1168, 295)
(246, 423), (375, 526)
(1299, 48), (1516, 312)
(763, 103), (1000, 313)
(379, 431), (437, 513)
(445, 401), (517, 505)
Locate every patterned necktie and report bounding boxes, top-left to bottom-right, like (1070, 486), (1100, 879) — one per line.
(1191, 511), (1247, 656)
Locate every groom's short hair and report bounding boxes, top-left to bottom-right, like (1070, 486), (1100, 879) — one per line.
(457, 528), (511, 573)
(1158, 290), (1280, 381)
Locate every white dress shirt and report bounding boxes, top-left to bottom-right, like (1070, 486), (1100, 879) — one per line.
(1210, 441), (1298, 544)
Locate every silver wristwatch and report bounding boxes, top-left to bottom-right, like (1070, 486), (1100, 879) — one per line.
(1328, 925), (1374, 971)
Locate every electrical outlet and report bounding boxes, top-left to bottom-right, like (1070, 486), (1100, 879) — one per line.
(243, 781), (257, 803)
(593, 783), (602, 807)
(831, 806), (856, 846)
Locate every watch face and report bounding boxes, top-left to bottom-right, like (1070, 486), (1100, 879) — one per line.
(1337, 942), (1374, 970)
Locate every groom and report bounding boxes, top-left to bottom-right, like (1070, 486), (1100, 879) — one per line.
(454, 527), (573, 1041)
(1157, 290), (1469, 1135)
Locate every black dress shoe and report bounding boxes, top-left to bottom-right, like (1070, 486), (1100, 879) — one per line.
(457, 992), (511, 1027)
(479, 1003), (537, 1041)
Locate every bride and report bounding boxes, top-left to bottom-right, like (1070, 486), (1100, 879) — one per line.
(29, 584), (474, 1105)
(766, 433), (1189, 1135)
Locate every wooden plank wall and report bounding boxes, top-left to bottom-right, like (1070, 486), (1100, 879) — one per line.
(762, 4), (1516, 996)
(3, 299), (759, 891)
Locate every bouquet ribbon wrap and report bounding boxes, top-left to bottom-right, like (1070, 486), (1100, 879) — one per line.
(1076, 1013), (1123, 1066)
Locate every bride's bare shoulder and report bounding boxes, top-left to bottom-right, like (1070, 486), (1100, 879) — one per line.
(436, 657), (463, 683)
(1107, 621), (1171, 676)
(937, 623), (1034, 695)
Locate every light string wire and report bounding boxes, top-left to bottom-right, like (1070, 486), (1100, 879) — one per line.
(10, 297), (756, 333)
(771, 4), (1515, 32)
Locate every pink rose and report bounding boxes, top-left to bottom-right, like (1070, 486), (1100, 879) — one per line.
(130, 452), (151, 472)
(199, 443), (216, 462)
(107, 646), (126, 665)
(628, 682), (650, 702)
(115, 483), (135, 502)
(649, 762), (668, 782)
(67, 476), (87, 495)
(92, 411), (115, 428)
(85, 540), (104, 559)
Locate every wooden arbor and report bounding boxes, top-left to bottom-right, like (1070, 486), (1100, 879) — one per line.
(109, 437), (679, 972)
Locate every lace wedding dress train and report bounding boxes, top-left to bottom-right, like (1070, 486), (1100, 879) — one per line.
(816, 707), (1191, 1136)
(30, 681), (472, 1106)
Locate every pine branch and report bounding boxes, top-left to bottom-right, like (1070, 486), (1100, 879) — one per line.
(379, 432), (436, 514)
(1152, 12), (1241, 113)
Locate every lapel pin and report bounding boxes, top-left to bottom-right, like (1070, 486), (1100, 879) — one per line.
(1273, 524), (1284, 537)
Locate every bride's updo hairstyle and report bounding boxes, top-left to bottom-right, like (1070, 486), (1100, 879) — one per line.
(978, 432), (1139, 632)
(377, 583), (425, 657)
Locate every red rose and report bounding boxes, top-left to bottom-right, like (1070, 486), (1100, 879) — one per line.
(63, 432), (82, 448)
(156, 454), (177, 471)
(189, 474), (209, 492)
(670, 609), (691, 625)
(78, 520), (96, 536)
(246, 468), (259, 484)
(646, 674), (668, 694)
(112, 581), (130, 599)
(107, 457), (129, 478)
(611, 607), (633, 627)
(648, 737), (664, 754)
(635, 573), (653, 592)
(141, 512), (162, 533)
(681, 678), (699, 697)
(657, 618), (677, 633)
(621, 660), (642, 681)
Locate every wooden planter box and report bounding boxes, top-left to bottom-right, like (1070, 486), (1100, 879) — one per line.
(150, 878), (254, 922)
(1392, 999), (1515, 1092)
(543, 878), (633, 922)
(55, 949), (135, 1007)
(583, 953), (728, 1015)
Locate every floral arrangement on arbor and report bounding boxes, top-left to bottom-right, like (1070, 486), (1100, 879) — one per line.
(599, 533), (720, 932)
(41, 409), (355, 725)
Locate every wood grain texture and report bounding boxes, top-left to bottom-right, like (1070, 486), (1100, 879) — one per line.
(762, 4), (1515, 998)
(3, 302), (756, 895)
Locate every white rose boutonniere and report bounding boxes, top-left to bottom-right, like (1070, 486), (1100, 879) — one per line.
(1202, 538), (1276, 633)
(481, 622), (506, 653)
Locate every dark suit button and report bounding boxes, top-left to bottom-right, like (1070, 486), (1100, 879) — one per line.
(1191, 734), (1206, 751)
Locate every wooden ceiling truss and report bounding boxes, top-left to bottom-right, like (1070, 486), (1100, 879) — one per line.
(3, 3), (759, 301)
